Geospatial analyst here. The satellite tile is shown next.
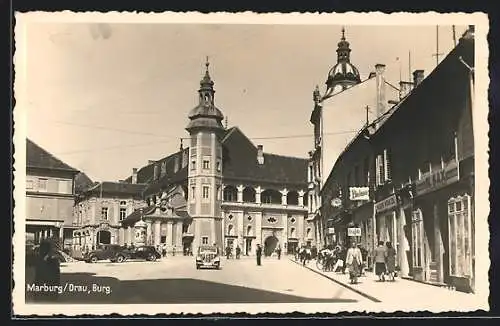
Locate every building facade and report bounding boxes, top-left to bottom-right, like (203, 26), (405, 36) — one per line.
(318, 26), (475, 292)
(26, 139), (79, 249)
(72, 181), (147, 253)
(113, 60), (312, 256)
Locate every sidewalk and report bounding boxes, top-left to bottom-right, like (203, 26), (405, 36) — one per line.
(291, 258), (478, 307)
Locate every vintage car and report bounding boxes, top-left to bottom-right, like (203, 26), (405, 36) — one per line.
(83, 244), (128, 263)
(196, 245), (221, 270)
(120, 245), (162, 262)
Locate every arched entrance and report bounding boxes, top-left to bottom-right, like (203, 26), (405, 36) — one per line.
(264, 236), (279, 256)
(97, 230), (111, 245)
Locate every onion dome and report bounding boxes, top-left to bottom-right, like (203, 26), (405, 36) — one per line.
(325, 27), (361, 93)
(186, 58), (225, 133)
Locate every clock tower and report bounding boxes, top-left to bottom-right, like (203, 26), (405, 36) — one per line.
(186, 58), (225, 255)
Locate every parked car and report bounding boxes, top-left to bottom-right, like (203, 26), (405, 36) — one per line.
(121, 245), (161, 262)
(83, 244), (127, 263)
(196, 245), (221, 270)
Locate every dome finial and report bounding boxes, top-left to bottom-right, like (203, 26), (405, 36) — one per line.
(205, 56), (210, 70)
(341, 26), (346, 40)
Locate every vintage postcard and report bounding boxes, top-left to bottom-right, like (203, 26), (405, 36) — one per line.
(12, 11), (490, 316)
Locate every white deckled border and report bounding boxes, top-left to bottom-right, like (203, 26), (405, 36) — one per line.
(12, 11), (490, 316)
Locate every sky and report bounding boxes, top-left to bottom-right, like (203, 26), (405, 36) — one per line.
(22, 21), (467, 182)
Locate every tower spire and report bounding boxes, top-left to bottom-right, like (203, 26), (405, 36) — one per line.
(341, 26), (346, 40)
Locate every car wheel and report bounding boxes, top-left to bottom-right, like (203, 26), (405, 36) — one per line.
(148, 254), (156, 262)
(90, 256), (98, 263)
(116, 255), (125, 263)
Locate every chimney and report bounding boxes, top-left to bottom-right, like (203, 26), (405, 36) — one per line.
(153, 164), (159, 180)
(413, 70), (425, 87)
(375, 64), (387, 118)
(132, 168), (138, 184)
(368, 71), (376, 79)
(257, 145), (264, 165)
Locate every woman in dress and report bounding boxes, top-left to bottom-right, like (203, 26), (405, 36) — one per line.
(346, 241), (363, 284)
(385, 241), (397, 281)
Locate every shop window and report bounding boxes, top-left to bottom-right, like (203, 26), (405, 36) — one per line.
(448, 194), (472, 277)
(411, 209), (424, 268)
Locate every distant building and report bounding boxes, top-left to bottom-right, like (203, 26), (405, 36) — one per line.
(72, 181), (147, 252)
(26, 139), (79, 249)
(319, 26), (475, 292)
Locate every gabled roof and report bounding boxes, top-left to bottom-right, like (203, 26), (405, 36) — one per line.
(221, 127), (308, 186)
(26, 139), (79, 173)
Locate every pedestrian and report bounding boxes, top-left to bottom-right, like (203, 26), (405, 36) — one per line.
(346, 241), (363, 284)
(162, 243), (167, 258)
(225, 245), (231, 259)
(373, 241), (387, 282)
(277, 245), (281, 260)
(34, 239), (61, 302)
(385, 241), (397, 281)
(256, 244), (262, 266)
(235, 245), (241, 259)
(172, 245), (176, 256)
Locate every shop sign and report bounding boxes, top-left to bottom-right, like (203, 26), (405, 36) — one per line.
(415, 160), (459, 196)
(349, 187), (370, 201)
(347, 227), (362, 237)
(328, 227), (335, 234)
(375, 194), (397, 213)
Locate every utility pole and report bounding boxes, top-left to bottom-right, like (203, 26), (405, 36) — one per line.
(365, 106), (370, 127)
(432, 25), (444, 67)
(452, 25), (457, 47)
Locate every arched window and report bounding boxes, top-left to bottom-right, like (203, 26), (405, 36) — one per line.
(227, 224), (235, 236)
(261, 189), (282, 204)
(290, 227), (297, 238)
(247, 225), (252, 236)
(287, 191), (299, 205)
(306, 227), (312, 238)
(242, 187), (256, 203)
(223, 185), (238, 202)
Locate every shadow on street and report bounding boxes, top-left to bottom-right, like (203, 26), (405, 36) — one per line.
(25, 271), (359, 304)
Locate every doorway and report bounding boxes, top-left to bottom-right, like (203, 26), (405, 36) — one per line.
(264, 236), (279, 256)
(97, 230), (111, 245)
(245, 238), (252, 255)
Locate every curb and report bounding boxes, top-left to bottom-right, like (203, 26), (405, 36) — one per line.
(290, 259), (381, 303)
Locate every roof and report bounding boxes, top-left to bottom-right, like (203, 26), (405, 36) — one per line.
(221, 127), (308, 186)
(74, 172), (95, 193)
(26, 139), (79, 173)
(84, 181), (147, 197)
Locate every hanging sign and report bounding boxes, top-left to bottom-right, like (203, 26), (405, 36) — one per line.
(375, 194), (398, 213)
(349, 187), (370, 201)
(348, 228), (362, 237)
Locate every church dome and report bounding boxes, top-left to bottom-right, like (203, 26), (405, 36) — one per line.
(325, 27), (361, 93)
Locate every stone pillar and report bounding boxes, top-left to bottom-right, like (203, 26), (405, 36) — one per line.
(298, 213), (304, 245)
(237, 185), (244, 203)
(119, 228), (125, 246)
(282, 213), (288, 252)
(281, 188), (288, 205)
(154, 221), (162, 246)
(255, 186), (262, 204)
(146, 221), (152, 245)
(434, 203), (444, 283)
(298, 190), (305, 207)
(59, 227), (64, 241)
(166, 221), (173, 247)
(127, 226), (133, 246)
(175, 222), (183, 251)
(237, 211), (244, 249)
(255, 211), (262, 248)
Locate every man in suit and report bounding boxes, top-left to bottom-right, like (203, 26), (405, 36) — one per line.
(256, 244), (262, 266)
